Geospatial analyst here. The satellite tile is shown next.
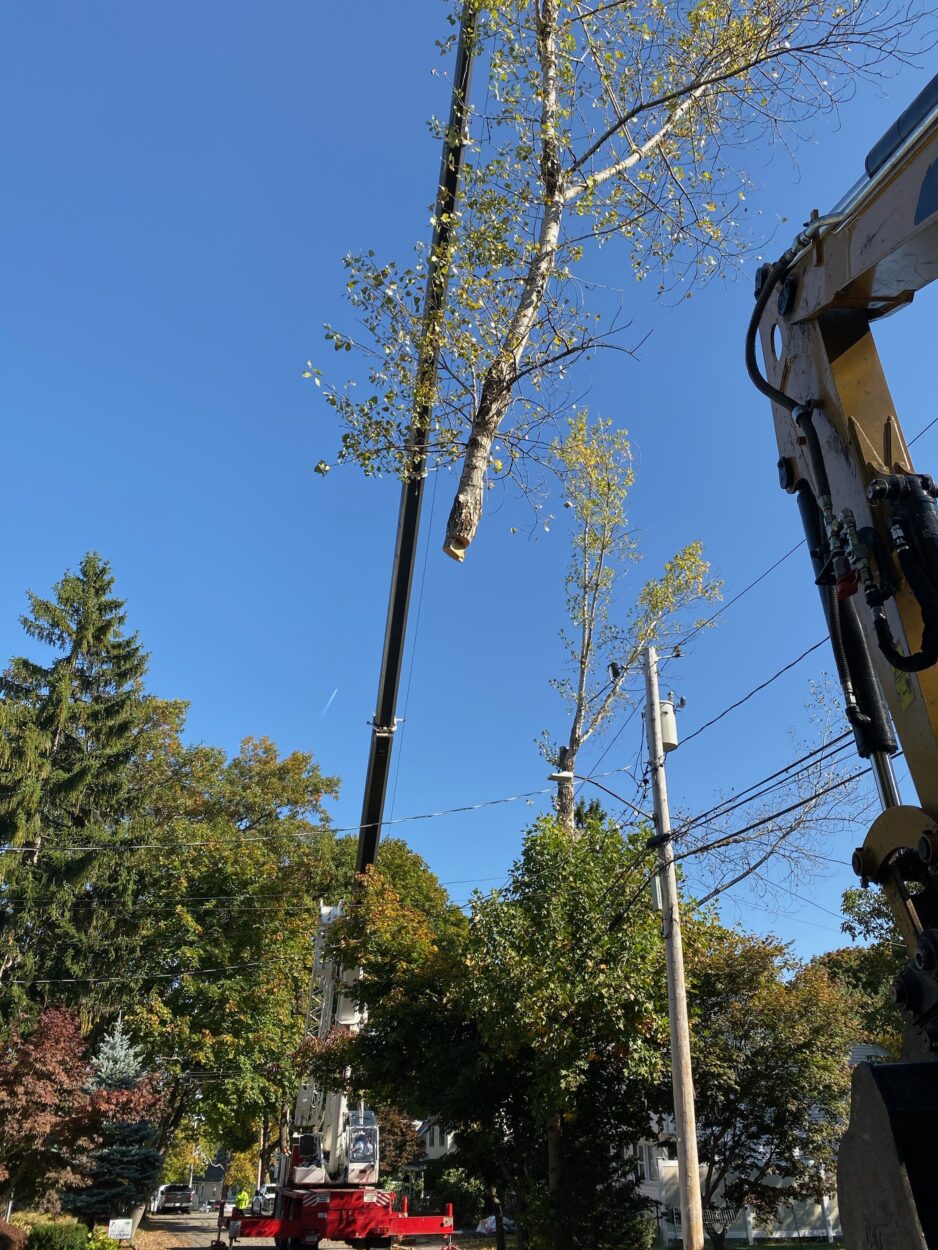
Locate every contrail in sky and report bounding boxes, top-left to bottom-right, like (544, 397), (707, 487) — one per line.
(321, 688), (338, 717)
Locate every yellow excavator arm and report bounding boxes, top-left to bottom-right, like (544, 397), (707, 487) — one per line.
(749, 73), (938, 1249)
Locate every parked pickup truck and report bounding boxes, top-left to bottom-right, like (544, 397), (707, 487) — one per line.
(159, 1184), (195, 1214)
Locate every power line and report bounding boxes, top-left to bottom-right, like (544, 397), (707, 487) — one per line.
(673, 539), (806, 653)
(8, 961), (260, 986)
(0, 786), (555, 856)
(910, 414), (938, 447)
(600, 765), (869, 936)
(679, 639), (828, 749)
(673, 733), (855, 835)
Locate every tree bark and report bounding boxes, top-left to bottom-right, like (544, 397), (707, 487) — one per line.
(490, 1184), (506, 1250)
(555, 746), (576, 833)
(547, 1112), (571, 1250)
(443, 0), (564, 561)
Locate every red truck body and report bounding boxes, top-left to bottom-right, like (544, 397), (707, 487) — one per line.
(232, 1186), (454, 1248)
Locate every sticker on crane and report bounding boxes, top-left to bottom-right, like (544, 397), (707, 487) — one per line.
(893, 667), (916, 711)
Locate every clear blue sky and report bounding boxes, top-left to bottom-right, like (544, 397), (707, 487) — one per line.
(2, 2), (936, 958)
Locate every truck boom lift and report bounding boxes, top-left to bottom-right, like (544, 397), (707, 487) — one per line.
(749, 70), (938, 1249)
(230, 10), (476, 1250)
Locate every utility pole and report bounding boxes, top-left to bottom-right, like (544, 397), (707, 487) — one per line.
(644, 645), (705, 1250)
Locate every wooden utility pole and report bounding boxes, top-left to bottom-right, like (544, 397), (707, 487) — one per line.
(644, 645), (705, 1250)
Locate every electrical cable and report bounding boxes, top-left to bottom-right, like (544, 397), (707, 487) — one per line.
(8, 961), (260, 986)
(678, 639), (827, 749)
(0, 786), (556, 856)
(910, 415), (938, 447)
(673, 733), (854, 834)
(671, 540), (807, 655)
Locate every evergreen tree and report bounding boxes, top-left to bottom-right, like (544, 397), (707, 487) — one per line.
(65, 1120), (162, 1225)
(65, 1020), (162, 1225)
(0, 554), (149, 1009)
(93, 1018), (145, 1090)
(0, 551), (147, 843)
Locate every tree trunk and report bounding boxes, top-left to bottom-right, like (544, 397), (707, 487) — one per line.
(491, 1185), (506, 1250)
(259, 1111), (273, 1187)
(547, 1112), (571, 1250)
(443, 357), (515, 559)
(443, 0), (564, 561)
(555, 746), (576, 834)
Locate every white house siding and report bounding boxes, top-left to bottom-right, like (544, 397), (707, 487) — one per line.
(417, 1117), (457, 1162)
(654, 1161), (839, 1243)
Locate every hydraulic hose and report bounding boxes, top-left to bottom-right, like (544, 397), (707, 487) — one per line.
(825, 581), (870, 727)
(744, 255), (800, 413)
(874, 544), (938, 671)
(868, 475), (938, 673)
(745, 213), (848, 414)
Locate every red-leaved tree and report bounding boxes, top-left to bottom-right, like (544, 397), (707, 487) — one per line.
(0, 1009), (91, 1210)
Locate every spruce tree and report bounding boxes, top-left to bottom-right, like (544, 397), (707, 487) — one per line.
(93, 1018), (146, 1090)
(0, 552), (147, 842)
(64, 1020), (162, 1225)
(0, 554), (150, 1010)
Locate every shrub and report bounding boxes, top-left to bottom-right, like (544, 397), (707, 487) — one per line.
(27, 1224), (88, 1250)
(424, 1166), (486, 1230)
(0, 1220), (28, 1250)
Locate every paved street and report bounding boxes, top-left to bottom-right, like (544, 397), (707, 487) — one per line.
(142, 1212), (345, 1250)
(142, 1211), (460, 1250)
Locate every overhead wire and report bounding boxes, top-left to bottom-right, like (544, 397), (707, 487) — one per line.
(8, 961), (260, 986)
(672, 732), (854, 835)
(678, 639), (828, 749)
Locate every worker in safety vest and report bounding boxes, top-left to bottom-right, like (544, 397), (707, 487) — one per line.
(235, 1187), (250, 1211)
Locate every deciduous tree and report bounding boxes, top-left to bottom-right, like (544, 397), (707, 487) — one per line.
(0, 1009), (90, 1211)
(684, 920), (857, 1250)
(316, 0), (925, 558)
(542, 413), (716, 827)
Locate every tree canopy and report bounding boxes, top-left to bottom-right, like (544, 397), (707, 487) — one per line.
(315, 0), (924, 558)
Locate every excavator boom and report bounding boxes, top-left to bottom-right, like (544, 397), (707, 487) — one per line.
(750, 71), (938, 1249)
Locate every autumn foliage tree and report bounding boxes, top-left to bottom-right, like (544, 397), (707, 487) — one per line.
(685, 920), (858, 1250)
(0, 1009), (90, 1211)
(0, 556), (343, 1181)
(543, 413), (717, 827)
(321, 815), (667, 1250)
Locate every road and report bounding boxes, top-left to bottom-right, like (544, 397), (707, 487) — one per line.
(142, 1212), (346, 1250)
(142, 1212), (459, 1250)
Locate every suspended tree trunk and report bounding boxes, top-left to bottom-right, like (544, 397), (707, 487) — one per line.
(444, 0), (564, 560)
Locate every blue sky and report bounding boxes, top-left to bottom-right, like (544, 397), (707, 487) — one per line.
(2, 2), (937, 958)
